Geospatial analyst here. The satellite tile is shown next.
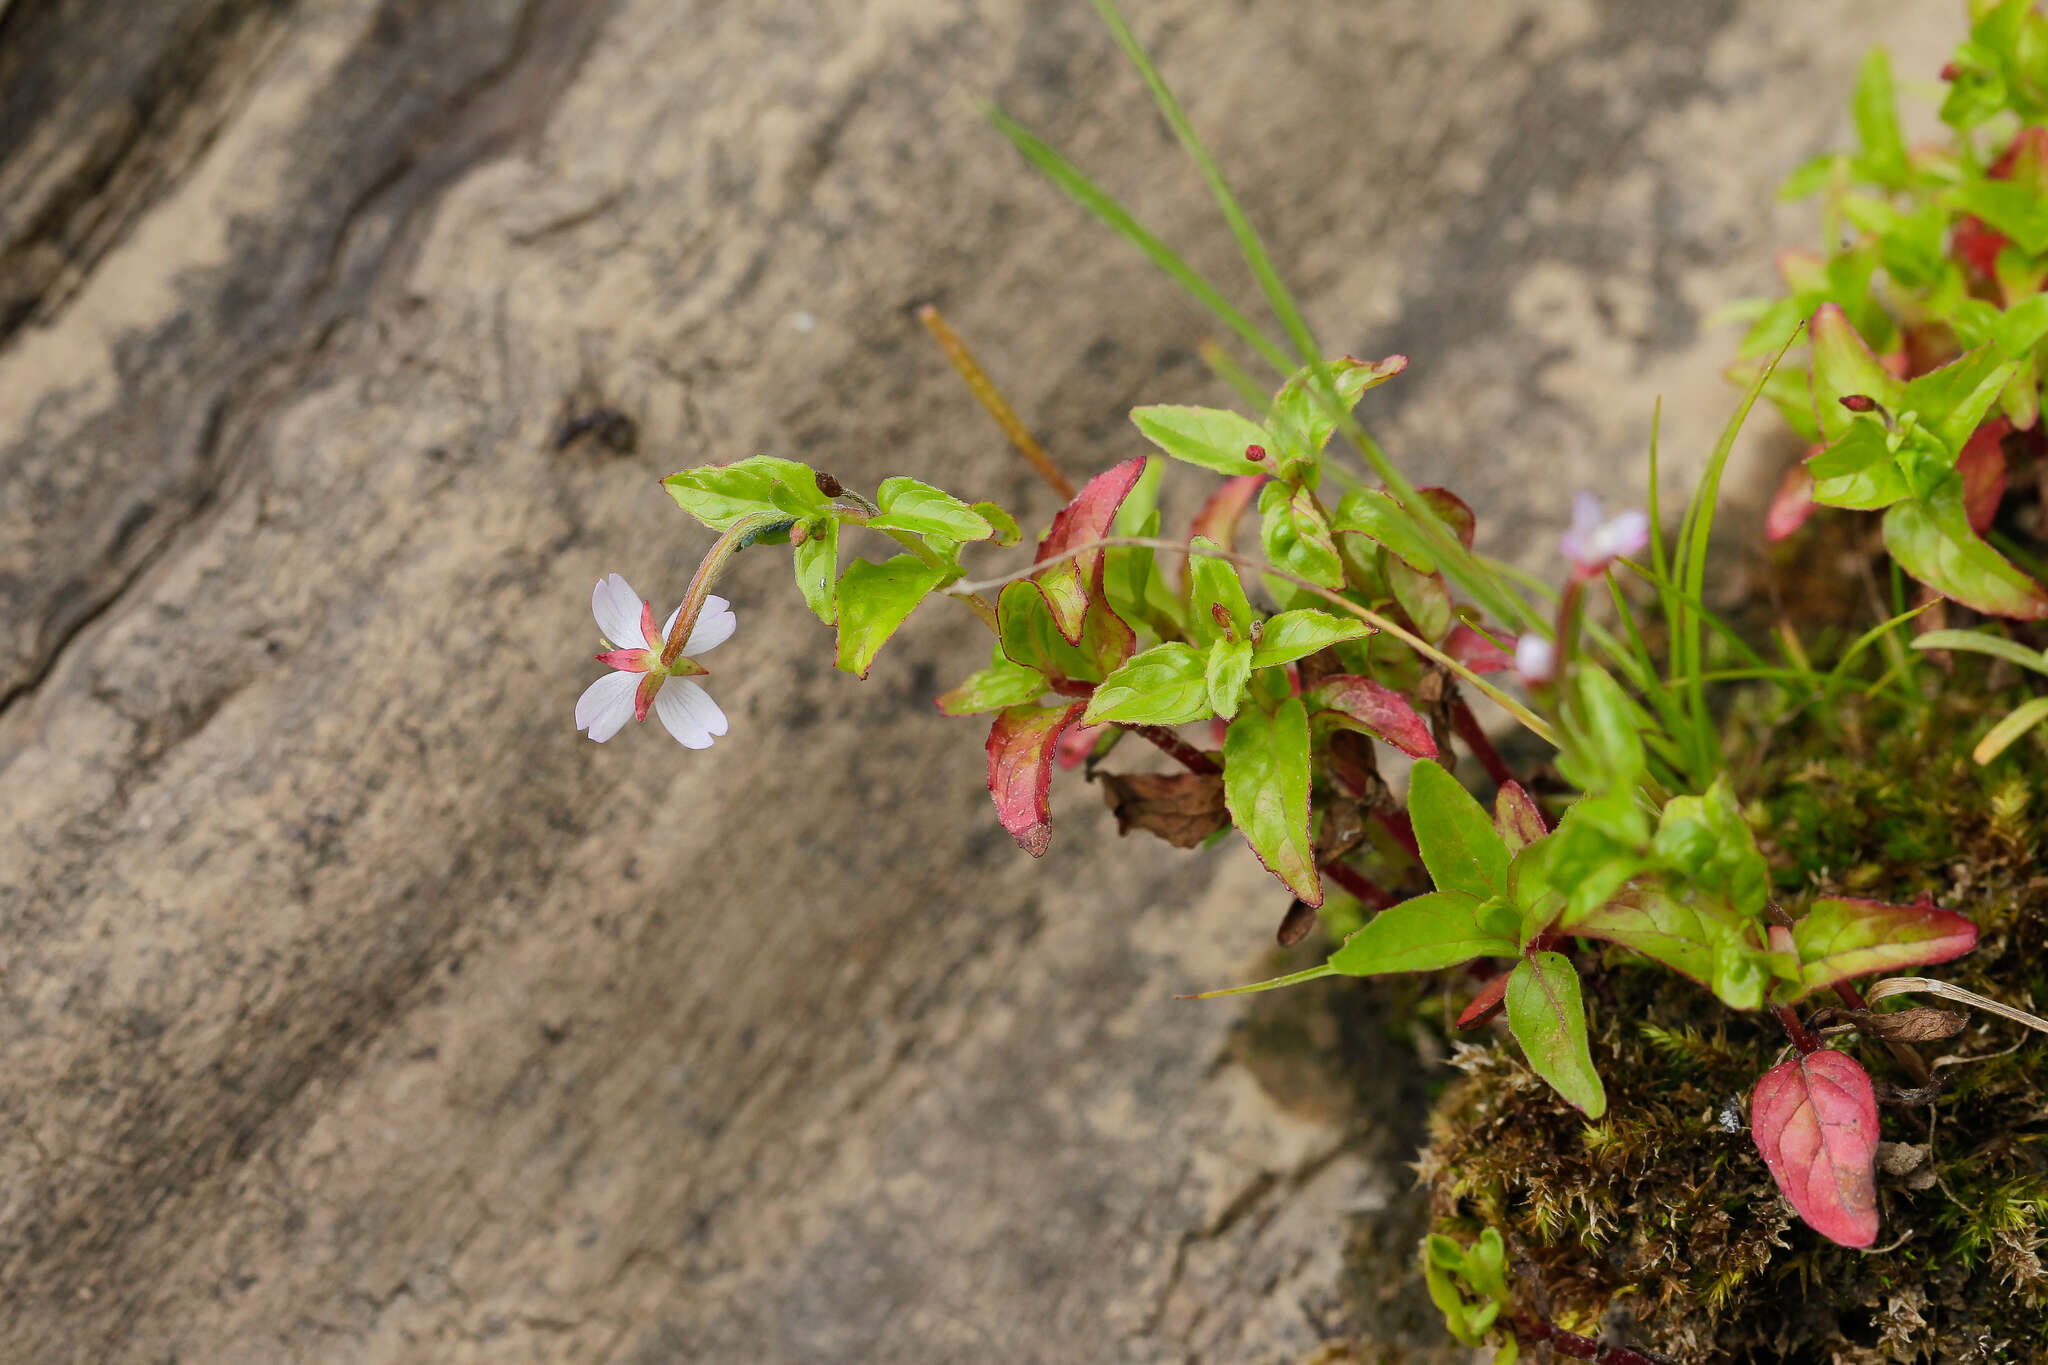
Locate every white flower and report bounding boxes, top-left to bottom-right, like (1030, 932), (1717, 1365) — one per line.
(1559, 493), (1650, 572)
(1513, 634), (1556, 686)
(575, 573), (735, 749)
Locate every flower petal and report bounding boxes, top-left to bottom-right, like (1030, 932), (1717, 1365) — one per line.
(592, 573), (650, 650)
(684, 595), (737, 655)
(575, 670), (640, 742)
(654, 678), (728, 749)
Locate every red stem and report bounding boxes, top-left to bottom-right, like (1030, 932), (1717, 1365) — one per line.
(1128, 724), (1220, 775)
(1773, 1003), (1823, 1056)
(1450, 699), (1517, 787)
(1375, 809), (1422, 861)
(1516, 1316), (1664, 1364)
(1324, 861), (1396, 909)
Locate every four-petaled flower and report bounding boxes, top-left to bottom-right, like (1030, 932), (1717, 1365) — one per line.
(576, 573), (734, 748)
(1559, 493), (1649, 574)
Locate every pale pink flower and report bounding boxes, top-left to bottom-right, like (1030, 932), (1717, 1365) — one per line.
(1513, 634), (1556, 686)
(576, 573), (735, 749)
(1559, 493), (1649, 572)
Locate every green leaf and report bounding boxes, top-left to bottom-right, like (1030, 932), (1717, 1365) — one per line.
(1130, 404), (1271, 476)
(1085, 642), (1210, 725)
(1568, 885), (1769, 1010)
(1407, 760), (1511, 899)
(834, 555), (945, 677)
(1263, 355), (1407, 462)
(664, 455), (828, 530)
(1557, 665), (1647, 791)
(1851, 49), (1908, 187)
(1249, 608), (1370, 668)
(1224, 698), (1319, 904)
(1205, 637), (1254, 719)
(1907, 346), (2020, 451)
(1188, 535), (1254, 643)
(1945, 179), (2048, 255)
(1387, 557), (1453, 641)
(1329, 488), (1437, 571)
(1327, 890), (1515, 975)
(1808, 305), (1904, 443)
(973, 501), (1022, 547)
(1505, 953), (1606, 1117)
(866, 477), (995, 541)
(1258, 480), (1344, 588)
(1882, 488), (2048, 619)
(1809, 424), (1911, 510)
(1783, 897), (1980, 1002)
(997, 581), (1100, 682)
(1650, 777), (1768, 916)
(1976, 695), (2048, 763)
(1495, 783), (1547, 855)
(792, 517), (840, 625)
(1912, 628), (2048, 676)
(936, 649), (1049, 716)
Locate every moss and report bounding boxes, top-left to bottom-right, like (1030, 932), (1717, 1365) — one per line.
(1417, 680), (2048, 1361)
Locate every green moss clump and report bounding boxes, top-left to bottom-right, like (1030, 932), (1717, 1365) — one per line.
(1419, 681), (2048, 1361)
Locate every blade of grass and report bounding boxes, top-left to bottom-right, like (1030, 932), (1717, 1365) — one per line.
(1911, 628), (2048, 677)
(982, 103), (1295, 376)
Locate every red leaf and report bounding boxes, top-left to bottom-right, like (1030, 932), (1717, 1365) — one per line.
(1959, 419), (2011, 535)
(1304, 675), (1438, 758)
(1456, 971), (1509, 1030)
(1750, 1049), (1881, 1247)
(1443, 622), (1512, 674)
(1766, 461), (1817, 542)
(1187, 474), (1266, 553)
(986, 701), (1088, 856)
(1786, 896), (1979, 1000)
(1056, 721), (1106, 769)
(1035, 457), (1147, 641)
(1416, 487), (1477, 550)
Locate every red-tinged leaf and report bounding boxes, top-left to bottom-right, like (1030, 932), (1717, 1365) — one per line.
(1188, 474), (1266, 554)
(1810, 304), (1905, 443)
(1959, 419), (2011, 534)
(1750, 1049), (1881, 1247)
(1056, 721), (1106, 769)
(1766, 461), (1817, 542)
(1783, 896), (1979, 1001)
(1305, 675), (1438, 758)
(1444, 622), (1512, 673)
(1457, 971), (1509, 1030)
(1881, 490), (2048, 620)
(1494, 781), (1547, 853)
(1417, 487), (1477, 550)
(1035, 457), (1147, 641)
(985, 701), (1088, 857)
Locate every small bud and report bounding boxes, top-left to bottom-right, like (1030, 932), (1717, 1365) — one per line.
(1210, 603), (1236, 641)
(1839, 394), (1878, 413)
(789, 521), (811, 546)
(815, 471), (845, 497)
(1244, 444), (1267, 463)
(1940, 60), (1959, 81)
(1513, 634), (1555, 686)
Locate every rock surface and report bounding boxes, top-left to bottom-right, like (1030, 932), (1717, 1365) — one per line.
(0, 1), (1951, 1360)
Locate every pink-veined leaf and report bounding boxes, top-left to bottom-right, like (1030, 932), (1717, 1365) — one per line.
(1782, 896), (1979, 1001)
(1035, 457), (1147, 641)
(985, 700), (1088, 857)
(1304, 675), (1438, 758)
(1505, 951), (1606, 1117)
(1444, 622), (1513, 673)
(1750, 1049), (1880, 1247)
